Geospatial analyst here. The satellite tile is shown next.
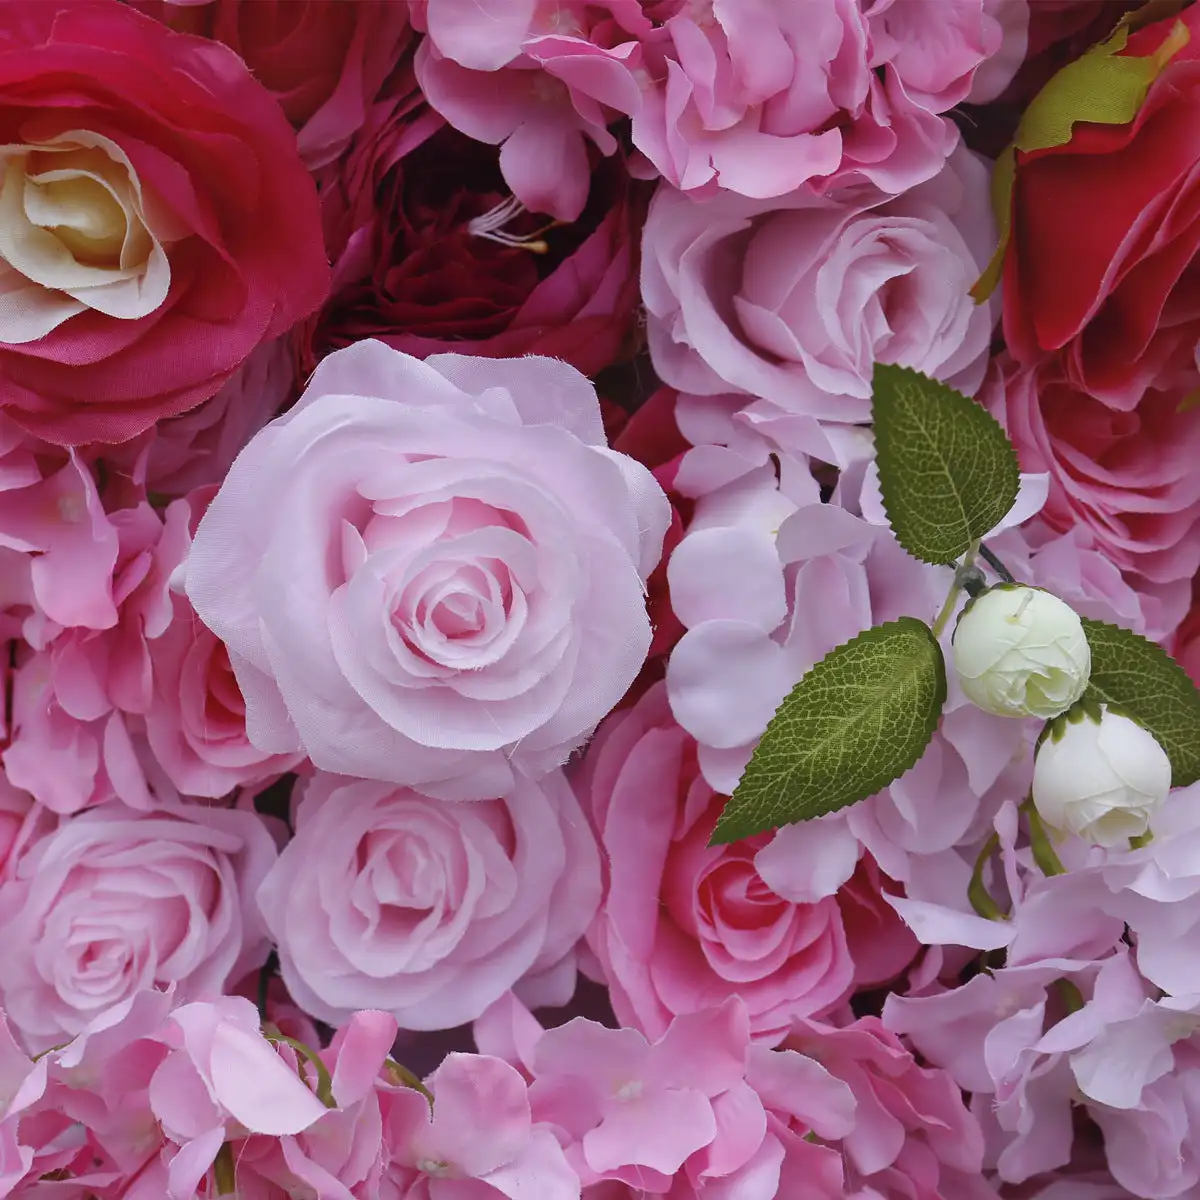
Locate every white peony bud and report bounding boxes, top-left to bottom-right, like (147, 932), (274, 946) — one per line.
(1032, 704), (1171, 847)
(952, 585), (1090, 719)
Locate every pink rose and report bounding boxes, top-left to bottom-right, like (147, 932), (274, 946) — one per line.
(641, 144), (996, 435)
(145, 594), (305, 800)
(185, 340), (669, 799)
(189, 0), (413, 170)
(579, 683), (857, 1044)
(0, 0), (329, 445)
(0, 801), (277, 1052)
(257, 767), (601, 1030)
(991, 354), (1200, 587)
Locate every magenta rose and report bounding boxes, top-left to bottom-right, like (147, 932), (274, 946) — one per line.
(579, 682), (857, 1044)
(0, 0), (329, 445)
(641, 144), (996, 432)
(0, 800), (277, 1052)
(256, 769), (601, 1029)
(991, 354), (1200, 587)
(184, 339), (669, 799)
(310, 119), (647, 380)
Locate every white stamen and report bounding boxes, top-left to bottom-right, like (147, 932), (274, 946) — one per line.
(467, 196), (551, 253)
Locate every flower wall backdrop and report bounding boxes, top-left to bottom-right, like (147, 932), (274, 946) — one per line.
(0, 1), (1199, 1198)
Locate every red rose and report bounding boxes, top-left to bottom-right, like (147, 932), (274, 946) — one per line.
(0, 0), (329, 445)
(148, 0), (413, 171)
(1002, 6), (1200, 407)
(306, 110), (648, 379)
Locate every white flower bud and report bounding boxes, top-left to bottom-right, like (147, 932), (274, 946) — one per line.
(1032, 704), (1171, 847)
(952, 585), (1090, 719)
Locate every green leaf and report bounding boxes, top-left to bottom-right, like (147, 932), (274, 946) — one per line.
(711, 618), (946, 844)
(1080, 618), (1200, 787)
(872, 364), (1020, 566)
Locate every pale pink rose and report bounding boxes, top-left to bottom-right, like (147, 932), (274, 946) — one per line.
(145, 594), (304, 800)
(642, 143), (996, 430)
(257, 768), (601, 1030)
(989, 353), (1200, 588)
(579, 683), (860, 1045)
(185, 339), (669, 800)
(0, 802), (277, 1052)
(629, 0), (1019, 200)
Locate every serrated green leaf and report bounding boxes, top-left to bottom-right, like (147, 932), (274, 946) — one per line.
(1080, 618), (1200, 787)
(711, 618), (946, 844)
(872, 364), (1020, 566)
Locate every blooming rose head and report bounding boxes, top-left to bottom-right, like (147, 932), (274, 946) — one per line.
(310, 120), (647, 381)
(182, 0), (413, 170)
(256, 768), (601, 1030)
(992, 355), (1200, 588)
(641, 144), (996, 436)
(579, 683), (857, 1044)
(999, 4), (1200, 404)
(0, 801), (277, 1052)
(952, 584), (1091, 719)
(185, 339), (669, 798)
(0, 0), (329, 444)
(1033, 703), (1172, 846)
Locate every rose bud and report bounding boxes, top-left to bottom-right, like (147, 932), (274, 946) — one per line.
(952, 584), (1091, 718)
(1033, 704), (1171, 847)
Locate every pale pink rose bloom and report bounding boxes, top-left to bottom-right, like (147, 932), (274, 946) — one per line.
(578, 683), (859, 1044)
(257, 768), (601, 1030)
(0, 802), (277, 1052)
(185, 340), (669, 800)
(641, 144), (996, 431)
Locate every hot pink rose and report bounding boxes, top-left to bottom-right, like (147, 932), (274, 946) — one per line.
(0, 801), (277, 1052)
(990, 354), (1200, 587)
(185, 0), (413, 170)
(184, 340), (669, 799)
(579, 682), (858, 1045)
(641, 144), (996, 435)
(0, 0), (329, 445)
(257, 768), (601, 1030)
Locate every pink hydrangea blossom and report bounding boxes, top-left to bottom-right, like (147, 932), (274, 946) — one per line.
(257, 768), (601, 1030)
(185, 340), (668, 801)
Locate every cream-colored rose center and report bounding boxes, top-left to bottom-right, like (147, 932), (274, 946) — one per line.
(0, 130), (173, 345)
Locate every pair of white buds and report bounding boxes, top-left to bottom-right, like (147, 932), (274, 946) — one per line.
(952, 585), (1170, 848)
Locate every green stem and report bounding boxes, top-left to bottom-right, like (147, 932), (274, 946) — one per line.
(1023, 799), (1066, 877)
(967, 831), (1009, 921)
(214, 1143), (237, 1195)
(931, 546), (979, 639)
(264, 1030), (337, 1108)
(387, 1058), (434, 1103)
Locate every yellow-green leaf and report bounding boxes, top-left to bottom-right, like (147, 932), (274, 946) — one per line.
(711, 618), (946, 844)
